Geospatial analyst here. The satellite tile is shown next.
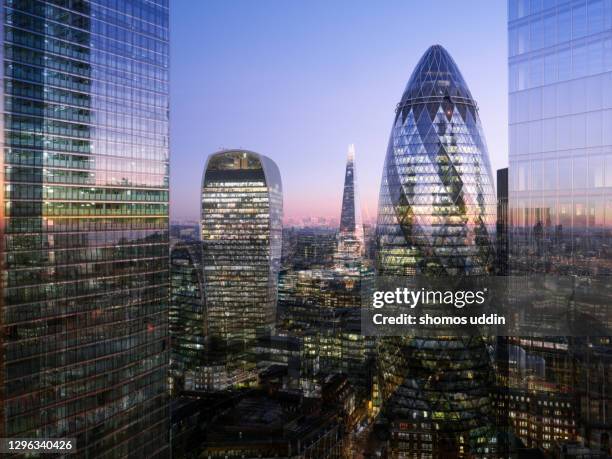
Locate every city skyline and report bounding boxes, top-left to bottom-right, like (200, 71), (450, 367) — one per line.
(170, 0), (507, 223)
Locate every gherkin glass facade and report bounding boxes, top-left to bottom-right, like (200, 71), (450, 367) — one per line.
(0, 0), (170, 457)
(377, 45), (496, 277)
(376, 45), (497, 457)
(201, 150), (282, 361)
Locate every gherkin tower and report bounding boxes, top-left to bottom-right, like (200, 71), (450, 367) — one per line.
(376, 45), (497, 457)
(377, 45), (496, 276)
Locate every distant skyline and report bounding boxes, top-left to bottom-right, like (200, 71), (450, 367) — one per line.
(171, 0), (507, 223)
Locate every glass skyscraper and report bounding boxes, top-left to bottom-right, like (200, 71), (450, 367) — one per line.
(169, 242), (205, 394)
(376, 45), (497, 277)
(509, 0), (612, 273)
(376, 45), (497, 457)
(508, 0), (612, 454)
(335, 144), (364, 267)
(0, 1), (170, 457)
(200, 150), (282, 373)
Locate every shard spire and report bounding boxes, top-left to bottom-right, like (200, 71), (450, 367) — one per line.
(336, 144), (364, 267)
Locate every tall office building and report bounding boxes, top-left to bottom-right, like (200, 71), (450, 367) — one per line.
(377, 45), (496, 276)
(335, 144), (364, 267)
(376, 45), (497, 456)
(0, 0), (170, 457)
(508, 0), (612, 453)
(497, 168), (509, 274)
(169, 242), (205, 394)
(200, 150), (282, 356)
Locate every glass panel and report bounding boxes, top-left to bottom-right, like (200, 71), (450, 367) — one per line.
(588, 0), (605, 34)
(573, 156), (588, 188)
(543, 159), (557, 190)
(589, 155), (605, 187)
(572, 4), (587, 39)
(558, 158), (572, 188)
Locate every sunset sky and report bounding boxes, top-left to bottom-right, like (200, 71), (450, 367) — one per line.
(170, 0), (508, 223)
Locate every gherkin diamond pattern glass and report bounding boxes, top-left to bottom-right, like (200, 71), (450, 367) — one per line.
(377, 45), (496, 276)
(376, 45), (498, 456)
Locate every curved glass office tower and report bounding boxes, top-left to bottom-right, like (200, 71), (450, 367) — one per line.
(377, 45), (496, 276)
(201, 150), (282, 358)
(376, 45), (497, 456)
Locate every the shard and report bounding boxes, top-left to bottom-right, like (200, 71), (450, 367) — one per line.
(375, 45), (497, 457)
(335, 144), (365, 267)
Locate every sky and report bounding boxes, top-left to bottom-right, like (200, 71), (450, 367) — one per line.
(171, 0), (508, 223)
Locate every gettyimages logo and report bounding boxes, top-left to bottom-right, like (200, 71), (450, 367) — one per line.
(372, 287), (488, 309)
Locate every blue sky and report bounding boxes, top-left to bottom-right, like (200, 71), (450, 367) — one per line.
(171, 0), (508, 222)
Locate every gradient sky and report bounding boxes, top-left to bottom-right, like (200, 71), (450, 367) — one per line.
(171, 0), (508, 223)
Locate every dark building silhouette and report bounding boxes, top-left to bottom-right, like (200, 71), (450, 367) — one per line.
(497, 167), (509, 274)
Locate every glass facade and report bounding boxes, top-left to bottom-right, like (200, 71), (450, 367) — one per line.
(200, 150), (282, 360)
(508, 0), (612, 454)
(376, 45), (496, 277)
(375, 45), (497, 456)
(509, 0), (612, 274)
(0, 0), (170, 456)
(169, 242), (205, 395)
(335, 144), (364, 267)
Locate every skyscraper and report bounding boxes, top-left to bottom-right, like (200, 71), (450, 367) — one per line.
(375, 45), (497, 456)
(497, 168), (509, 275)
(169, 242), (205, 394)
(377, 45), (497, 277)
(335, 144), (364, 267)
(508, 0), (612, 274)
(508, 0), (612, 453)
(0, 0), (170, 457)
(200, 150), (282, 370)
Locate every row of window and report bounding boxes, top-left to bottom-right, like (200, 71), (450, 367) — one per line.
(510, 38), (612, 91)
(7, 259), (168, 288)
(510, 73), (612, 124)
(510, 197), (612, 227)
(8, 59), (166, 102)
(7, 132), (167, 158)
(7, 10), (167, 68)
(7, 361), (166, 436)
(6, 43), (167, 92)
(5, 216), (167, 233)
(7, 79), (168, 121)
(10, 0), (169, 53)
(3, 289), (167, 325)
(7, 245), (167, 270)
(7, 184), (168, 202)
(6, 26), (167, 83)
(8, 159), (168, 179)
(7, 96), (167, 135)
(6, 231), (166, 250)
(6, 116), (167, 146)
(6, 311), (166, 366)
(7, 201), (168, 217)
(512, 155), (612, 190)
(509, 0), (612, 55)
(6, 149), (167, 170)
(511, 113), (612, 154)
(5, 270), (168, 303)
